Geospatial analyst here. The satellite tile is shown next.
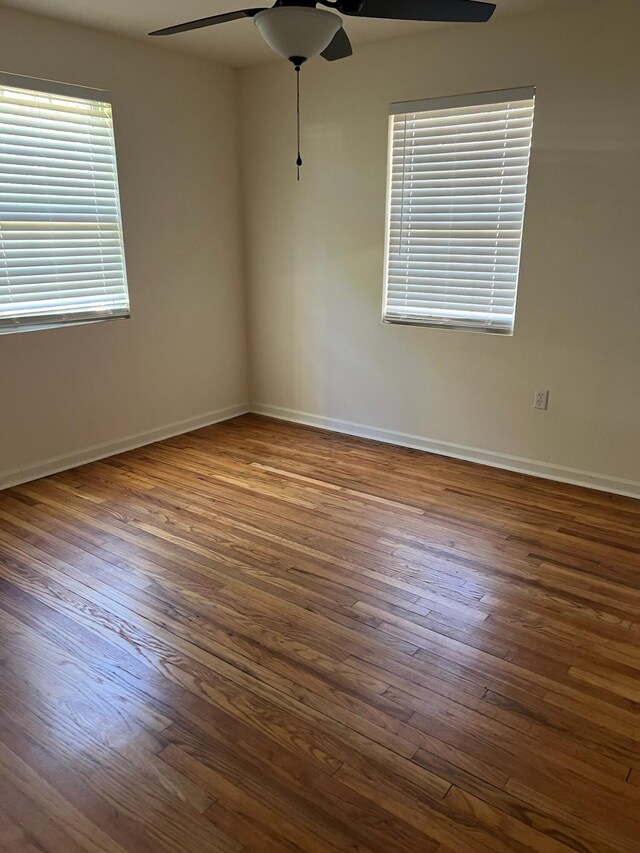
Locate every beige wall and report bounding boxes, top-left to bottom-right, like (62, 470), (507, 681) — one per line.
(241, 0), (640, 492)
(0, 7), (249, 484)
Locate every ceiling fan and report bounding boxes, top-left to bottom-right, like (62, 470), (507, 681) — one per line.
(150, 0), (496, 177)
(149, 0), (496, 63)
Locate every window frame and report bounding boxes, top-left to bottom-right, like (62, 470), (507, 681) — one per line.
(0, 71), (130, 336)
(381, 86), (536, 336)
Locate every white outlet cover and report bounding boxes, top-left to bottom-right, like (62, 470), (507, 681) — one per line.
(534, 390), (549, 410)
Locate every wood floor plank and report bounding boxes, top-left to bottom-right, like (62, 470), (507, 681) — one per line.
(0, 413), (638, 852)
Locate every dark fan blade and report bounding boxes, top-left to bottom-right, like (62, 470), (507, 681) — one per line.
(149, 8), (266, 36)
(337, 0), (495, 23)
(321, 27), (353, 61)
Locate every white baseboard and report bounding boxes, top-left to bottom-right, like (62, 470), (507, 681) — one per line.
(251, 403), (640, 500)
(0, 404), (250, 491)
(3, 401), (637, 500)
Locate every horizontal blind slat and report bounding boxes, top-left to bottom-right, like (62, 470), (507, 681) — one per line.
(389, 256), (520, 267)
(388, 274), (516, 288)
(0, 288), (127, 305)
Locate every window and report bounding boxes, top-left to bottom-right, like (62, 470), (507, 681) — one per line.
(0, 73), (129, 335)
(383, 87), (535, 334)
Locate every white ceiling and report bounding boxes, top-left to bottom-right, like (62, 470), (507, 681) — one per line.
(2, 0), (561, 67)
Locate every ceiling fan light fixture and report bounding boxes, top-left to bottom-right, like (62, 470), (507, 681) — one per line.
(254, 6), (342, 62)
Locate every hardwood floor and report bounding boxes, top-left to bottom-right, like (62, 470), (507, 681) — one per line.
(0, 413), (638, 853)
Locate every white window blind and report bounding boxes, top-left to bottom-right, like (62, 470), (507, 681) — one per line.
(383, 87), (535, 333)
(0, 73), (129, 335)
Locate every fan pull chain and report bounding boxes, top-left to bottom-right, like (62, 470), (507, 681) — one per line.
(295, 63), (302, 181)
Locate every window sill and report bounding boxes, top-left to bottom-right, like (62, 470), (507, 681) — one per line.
(381, 317), (514, 336)
(0, 314), (130, 337)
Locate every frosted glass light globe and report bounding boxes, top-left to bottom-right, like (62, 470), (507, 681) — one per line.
(254, 6), (342, 62)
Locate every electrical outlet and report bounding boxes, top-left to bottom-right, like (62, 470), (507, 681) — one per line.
(533, 390), (549, 411)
